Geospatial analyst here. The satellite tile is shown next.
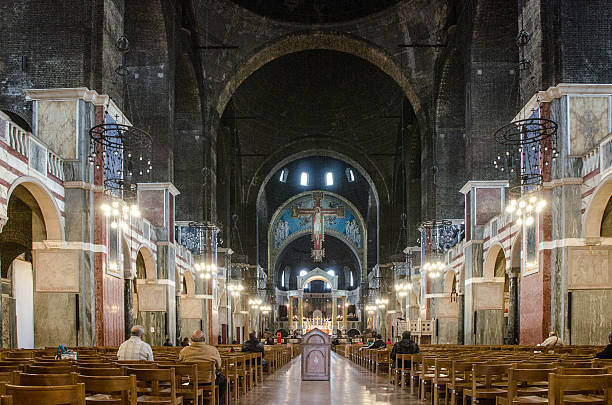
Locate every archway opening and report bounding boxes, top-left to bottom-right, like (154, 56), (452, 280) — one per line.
(0, 185), (47, 348)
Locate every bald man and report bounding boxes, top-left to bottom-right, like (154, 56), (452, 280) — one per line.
(117, 325), (154, 361)
(178, 330), (222, 368)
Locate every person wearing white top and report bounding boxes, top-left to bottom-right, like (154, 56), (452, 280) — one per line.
(117, 325), (154, 361)
(539, 331), (563, 347)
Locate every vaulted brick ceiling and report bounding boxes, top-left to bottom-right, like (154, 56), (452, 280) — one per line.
(223, 49), (406, 201)
(228, 0), (402, 24)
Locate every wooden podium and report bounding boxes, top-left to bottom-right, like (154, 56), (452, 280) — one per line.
(301, 328), (330, 381)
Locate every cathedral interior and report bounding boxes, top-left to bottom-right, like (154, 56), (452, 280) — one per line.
(0, 0), (611, 353)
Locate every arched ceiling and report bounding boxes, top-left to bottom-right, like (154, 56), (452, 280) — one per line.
(223, 49), (408, 199)
(228, 0), (402, 24)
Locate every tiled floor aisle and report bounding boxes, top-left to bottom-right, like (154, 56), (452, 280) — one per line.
(239, 352), (424, 404)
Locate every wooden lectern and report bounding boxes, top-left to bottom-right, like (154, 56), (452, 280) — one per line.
(301, 328), (330, 381)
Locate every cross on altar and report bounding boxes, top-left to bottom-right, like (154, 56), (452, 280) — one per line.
(291, 192), (345, 261)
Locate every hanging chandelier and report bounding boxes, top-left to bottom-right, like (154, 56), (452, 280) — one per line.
(100, 200), (141, 230)
(505, 194), (547, 227)
(422, 260), (445, 278)
(493, 116), (558, 197)
(88, 120), (153, 199)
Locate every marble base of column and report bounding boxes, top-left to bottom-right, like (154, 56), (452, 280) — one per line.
(457, 294), (465, 345)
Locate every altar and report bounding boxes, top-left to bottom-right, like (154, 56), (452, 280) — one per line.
(304, 317), (332, 335)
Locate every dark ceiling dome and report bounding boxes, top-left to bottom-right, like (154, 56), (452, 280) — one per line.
(230, 0), (402, 24)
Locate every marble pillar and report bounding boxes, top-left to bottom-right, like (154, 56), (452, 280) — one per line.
(342, 297), (348, 329)
(506, 273), (519, 344)
(175, 293), (181, 346)
(124, 278), (134, 340)
(457, 294), (465, 345)
(298, 297), (303, 330)
(331, 297), (337, 332)
(287, 297), (293, 330)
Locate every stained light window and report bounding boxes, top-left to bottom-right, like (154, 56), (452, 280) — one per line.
(350, 272), (354, 287)
(327, 269), (335, 276)
(346, 168), (355, 182)
(326, 282), (331, 289)
(281, 271), (285, 287)
(325, 172), (333, 186)
(299, 269), (308, 277)
(300, 172), (309, 186)
(279, 169), (288, 182)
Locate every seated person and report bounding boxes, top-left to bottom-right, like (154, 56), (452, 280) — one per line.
(242, 331), (268, 371)
(366, 334), (386, 349)
(117, 325), (154, 361)
(538, 331), (563, 346)
(391, 331), (419, 368)
(179, 330), (226, 405)
(595, 332), (612, 359)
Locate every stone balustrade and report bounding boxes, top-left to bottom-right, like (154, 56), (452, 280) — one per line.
(2, 114), (65, 183)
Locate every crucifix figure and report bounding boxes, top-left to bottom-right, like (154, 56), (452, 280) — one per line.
(291, 192), (345, 261)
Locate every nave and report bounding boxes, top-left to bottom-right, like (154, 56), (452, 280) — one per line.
(242, 352), (420, 405)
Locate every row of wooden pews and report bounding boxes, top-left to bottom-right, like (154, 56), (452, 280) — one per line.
(345, 343), (612, 404)
(0, 344), (299, 405)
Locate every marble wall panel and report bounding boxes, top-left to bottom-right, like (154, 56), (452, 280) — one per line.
(135, 311), (165, 346)
(474, 282), (504, 310)
(570, 289), (612, 345)
(569, 96), (609, 156)
(436, 318), (458, 344)
(103, 273), (124, 346)
(475, 309), (504, 345)
(567, 249), (611, 289)
(181, 297), (203, 319)
(33, 250), (79, 292)
(520, 271), (544, 344)
(34, 292), (77, 347)
(139, 190), (165, 229)
(37, 100), (78, 159)
(137, 284), (167, 311)
(475, 188), (502, 226)
(434, 297), (459, 318)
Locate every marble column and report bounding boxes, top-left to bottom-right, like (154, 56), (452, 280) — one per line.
(175, 293), (181, 346)
(506, 273), (519, 345)
(331, 297), (337, 331)
(457, 294), (465, 345)
(124, 278), (134, 340)
(342, 298), (348, 329)
(298, 297), (303, 330)
(287, 297), (293, 331)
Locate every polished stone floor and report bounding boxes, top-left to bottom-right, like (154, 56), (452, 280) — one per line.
(240, 352), (423, 404)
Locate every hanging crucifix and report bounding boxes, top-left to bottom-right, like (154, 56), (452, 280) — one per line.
(291, 192), (345, 261)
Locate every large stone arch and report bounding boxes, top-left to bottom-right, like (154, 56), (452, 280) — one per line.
(215, 32), (425, 130)
(135, 246), (156, 280)
(7, 177), (64, 241)
(583, 172), (612, 238)
(483, 243), (505, 279)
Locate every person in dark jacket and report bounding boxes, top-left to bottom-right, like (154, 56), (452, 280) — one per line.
(595, 332), (612, 359)
(366, 334), (386, 349)
(391, 331), (420, 368)
(242, 331), (267, 371)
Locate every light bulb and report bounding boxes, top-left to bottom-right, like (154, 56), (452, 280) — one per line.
(519, 201), (526, 208)
(101, 204), (110, 212)
(204, 273), (211, 279)
(510, 199), (517, 206)
(122, 206), (129, 213)
(199, 273), (205, 279)
(506, 205), (516, 213)
(516, 209), (522, 216)
(529, 195), (537, 204)
(525, 216), (534, 226)
(526, 205), (533, 212)
(516, 217), (523, 225)
(538, 200), (546, 208)
(112, 201), (119, 208)
(111, 221), (118, 229)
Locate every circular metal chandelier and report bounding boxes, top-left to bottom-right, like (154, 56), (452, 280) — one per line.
(493, 117), (558, 197)
(88, 119), (153, 199)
